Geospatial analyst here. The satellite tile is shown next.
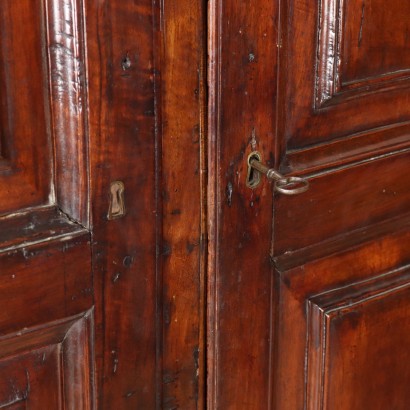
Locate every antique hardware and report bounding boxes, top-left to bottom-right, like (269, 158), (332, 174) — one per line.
(108, 181), (126, 219)
(246, 152), (309, 195)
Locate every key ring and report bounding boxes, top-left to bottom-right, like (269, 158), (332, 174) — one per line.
(274, 176), (309, 195)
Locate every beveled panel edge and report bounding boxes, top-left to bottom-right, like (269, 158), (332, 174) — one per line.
(283, 122), (410, 175)
(0, 206), (89, 254)
(45, 0), (90, 227)
(315, 0), (410, 109)
(273, 210), (410, 272)
(62, 309), (95, 410)
(305, 266), (410, 409)
(0, 311), (89, 360)
(0, 309), (95, 409)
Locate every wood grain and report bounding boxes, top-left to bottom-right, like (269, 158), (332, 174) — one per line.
(208, 0), (278, 407)
(160, 0), (206, 408)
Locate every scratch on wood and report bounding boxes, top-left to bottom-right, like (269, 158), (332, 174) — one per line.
(112, 272), (121, 283)
(111, 350), (119, 374)
(226, 182), (233, 207)
(124, 390), (137, 398)
(25, 369), (31, 397)
(250, 128), (257, 150)
(358, 2), (365, 47)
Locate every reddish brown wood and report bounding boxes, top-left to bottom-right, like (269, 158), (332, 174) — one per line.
(86, 0), (158, 406)
(0, 233), (92, 335)
(274, 217), (410, 409)
(0, 1), (94, 407)
(0, 0), (52, 214)
(278, 0), (410, 150)
(0, 0), (205, 407)
(86, 0), (206, 407)
(47, 0), (90, 226)
(160, 0), (206, 408)
(275, 151), (410, 254)
(0, 312), (94, 409)
(307, 268), (410, 410)
(209, 0), (410, 408)
(208, 0), (278, 407)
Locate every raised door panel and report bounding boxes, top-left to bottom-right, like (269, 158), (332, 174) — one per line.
(274, 217), (410, 409)
(0, 1), (93, 407)
(0, 313), (94, 409)
(279, 0), (410, 169)
(273, 0), (410, 254)
(307, 269), (410, 409)
(0, 0), (52, 213)
(0, 0), (88, 222)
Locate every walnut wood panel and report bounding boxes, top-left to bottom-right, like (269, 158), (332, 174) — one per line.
(0, 1), (94, 408)
(87, 0), (158, 405)
(278, 0), (410, 156)
(273, 215), (410, 409)
(0, 0), (88, 222)
(316, 0), (410, 107)
(208, 0), (278, 407)
(0, 206), (85, 252)
(0, 312), (94, 409)
(210, 0), (410, 408)
(160, 0), (206, 408)
(307, 268), (410, 410)
(0, 227), (92, 335)
(0, 0), (52, 214)
(274, 151), (410, 254)
(86, 0), (206, 407)
(46, 0), (89, 226)
(341, 0), (410, 86)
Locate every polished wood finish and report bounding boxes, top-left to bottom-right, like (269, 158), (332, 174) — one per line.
(208, 0), (278, 407)
(0, 312), (94, 409)
(86, 0), (206, 407)
(1, 0), (206, 407)
(209, 0), (410, 409)
(7, 0), (410, 407)
(160, 1), (207, 407)
(0, 0), (52, 214)
(0, 0), (93, 408)
(275, 216), (410, 409)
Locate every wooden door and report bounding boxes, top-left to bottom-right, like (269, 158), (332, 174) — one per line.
(0, 0), (93, 408)
(208, 0), (410, 409)
(0, 0), (206, 409)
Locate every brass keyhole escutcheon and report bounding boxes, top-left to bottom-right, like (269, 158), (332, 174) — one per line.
(246, 151), (262, 189)
(108, 181), (126, 220)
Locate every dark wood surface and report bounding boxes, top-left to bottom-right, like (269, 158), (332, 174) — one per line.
(208, 0), (278, 408)
(0, 0), (94, 406)
(209, 0), (410, 408)
(3, 0), (410, 408)
(86, 0), (206, 408)
(0, 0), (206, 408)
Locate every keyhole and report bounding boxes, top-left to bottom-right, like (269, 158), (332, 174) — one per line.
(246, 151), (262, 189)
(108, 181), (126, 220)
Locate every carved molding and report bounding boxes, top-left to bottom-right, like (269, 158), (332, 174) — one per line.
(306, 268), (410, 408)
(0, 311), (94, 409)
(315, 0), (410, 108)
(46, 0), (89, 226)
